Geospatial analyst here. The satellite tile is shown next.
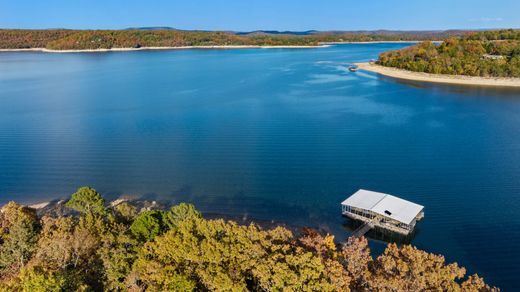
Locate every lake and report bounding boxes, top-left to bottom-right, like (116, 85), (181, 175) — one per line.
(1, 44), (520, 290)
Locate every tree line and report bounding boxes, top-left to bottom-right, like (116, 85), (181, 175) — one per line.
(0, 29), (466, 50)
(0, 187), (496, 291)
(377, 29), (520, 78)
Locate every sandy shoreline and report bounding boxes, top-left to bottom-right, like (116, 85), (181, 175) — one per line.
(0, 41), (425, 53)
(21, 199), (307, 232)
(356, 62), (520, 88)
(0, 45), (329, 53)
(322, 40), (422, 44)
(28, 201), (51, 209)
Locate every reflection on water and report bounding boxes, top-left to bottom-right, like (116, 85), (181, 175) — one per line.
(1, 44), (520, 289)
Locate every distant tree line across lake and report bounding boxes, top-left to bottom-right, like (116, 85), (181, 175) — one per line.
(0, 29), (468, 50)
(0, 187), (496, 291)
(377, 29), (520, 78)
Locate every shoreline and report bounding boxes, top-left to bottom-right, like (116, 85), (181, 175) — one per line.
(22, 198), (308, 234)
(322, 40), (423, 44)
(356, 62), (520, 88)
(0, 45), (329, 53)
(0, 41), (424, 53)
(28, 201), (51, 209)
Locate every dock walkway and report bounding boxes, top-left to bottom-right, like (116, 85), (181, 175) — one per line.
(351, 221), (374, 237)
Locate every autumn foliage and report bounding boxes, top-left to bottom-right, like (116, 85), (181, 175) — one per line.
(0, 187), (497, 291)
(377, 29), (520, 78)
(0, 29), (464, 50)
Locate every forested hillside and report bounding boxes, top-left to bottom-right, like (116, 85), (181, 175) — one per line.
(0, 187), (496, 291)
(377, 29), (520, 77)
(0, 29), (467, 50)
(0, 30), (76, 49)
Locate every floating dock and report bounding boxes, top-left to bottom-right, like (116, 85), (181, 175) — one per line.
(341, 189), (424, 236)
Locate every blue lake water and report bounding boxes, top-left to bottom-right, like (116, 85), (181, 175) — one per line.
(1, 44), (520, 290)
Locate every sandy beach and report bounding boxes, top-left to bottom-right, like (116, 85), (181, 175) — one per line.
(0, 41), (427, 53)
(322, 40), (423, 44)
(356, 62), (520, 88)
(28, 201), (51, 209)
(0, 45), (329, 53)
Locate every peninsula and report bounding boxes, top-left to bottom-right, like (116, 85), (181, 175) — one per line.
(356, 62), (520, 87)
(364, 29), (520, 87)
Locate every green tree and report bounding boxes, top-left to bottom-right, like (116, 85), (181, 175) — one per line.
(0, 202), (39, 277)
(13, 267), (66, 292)
(113, 201), (138, 224)
(66, 186), (106, 216)
(130, 210), (165, 242)
(163, 203), (201, 230)
(98, 224), (138, 291)
(132, 216), (336, 291)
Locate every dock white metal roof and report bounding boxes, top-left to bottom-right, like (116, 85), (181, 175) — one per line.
(341, 189), (423, 225)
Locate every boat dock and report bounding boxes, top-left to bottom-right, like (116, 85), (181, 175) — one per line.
(341, 189), (424, 236)
(351, 221), (375, 237)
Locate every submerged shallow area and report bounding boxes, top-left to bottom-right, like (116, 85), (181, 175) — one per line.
(1, 44), (520, 289)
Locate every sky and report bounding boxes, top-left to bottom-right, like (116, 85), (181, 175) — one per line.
(1, 0), (519, 31)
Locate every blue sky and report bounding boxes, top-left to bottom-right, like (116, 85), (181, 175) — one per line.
(1, 0), (519, 31)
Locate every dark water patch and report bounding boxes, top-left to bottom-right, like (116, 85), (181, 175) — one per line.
(453, 223), (520, 291)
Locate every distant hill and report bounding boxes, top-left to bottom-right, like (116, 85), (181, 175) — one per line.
(127, 28), (472, 38)
(126, 26), (178, 30)
(126, 28), (319, 35)
(235, 30), (319, 36)
(236, 29), (472, 38)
